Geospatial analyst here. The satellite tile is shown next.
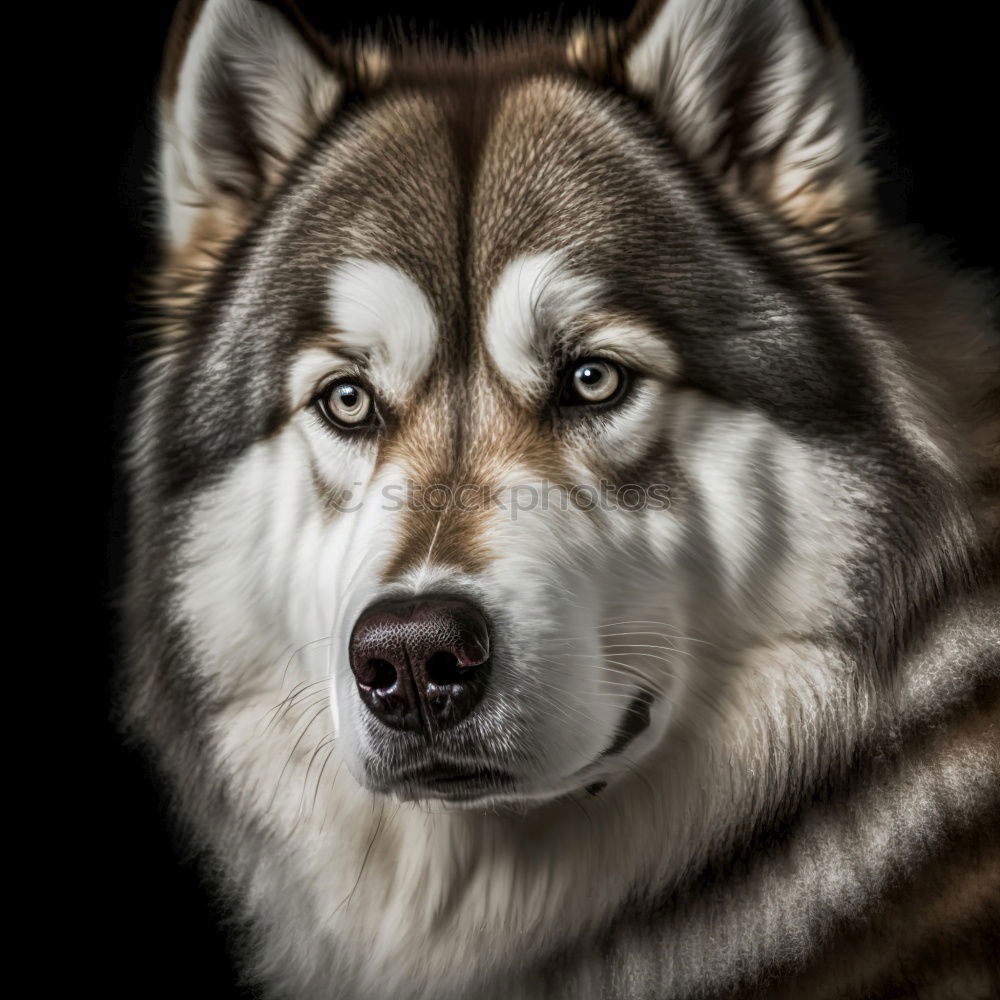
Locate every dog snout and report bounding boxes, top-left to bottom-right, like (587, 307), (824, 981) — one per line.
(348, 597), (491, 733)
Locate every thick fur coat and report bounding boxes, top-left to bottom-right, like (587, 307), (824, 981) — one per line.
(124, 1), (1000, 997)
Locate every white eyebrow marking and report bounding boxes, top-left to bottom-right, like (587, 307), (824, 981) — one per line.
(288, 347), (356, 410)
(327, 258), (438, 402)
(576, 324), (682, 382)
(483, 252), (601, 400)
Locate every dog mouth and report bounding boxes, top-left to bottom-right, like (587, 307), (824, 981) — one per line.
(598, 689), (654, 760)
(384, 765), (515, 802)
(571, 688), (656, 796)
(366, 690), (655, 804)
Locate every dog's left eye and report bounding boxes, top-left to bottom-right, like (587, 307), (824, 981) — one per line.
(315, 379), (378, 431)
(559, 358), (628, 408)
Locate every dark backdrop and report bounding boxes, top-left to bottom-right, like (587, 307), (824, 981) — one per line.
(104, 3), (996, 996)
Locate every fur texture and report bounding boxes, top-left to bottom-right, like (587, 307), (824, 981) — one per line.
(125, 1), (1000, 997)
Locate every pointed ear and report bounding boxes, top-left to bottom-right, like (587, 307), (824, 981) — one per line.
(621, 0), (873, 243)
(158, 0), (345, 251)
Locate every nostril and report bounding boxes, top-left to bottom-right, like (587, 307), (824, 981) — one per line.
(425, 649), (465, 685)
(357, 658), (397, 691)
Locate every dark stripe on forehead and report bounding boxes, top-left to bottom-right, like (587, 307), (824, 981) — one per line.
(374, 50), (590, 361)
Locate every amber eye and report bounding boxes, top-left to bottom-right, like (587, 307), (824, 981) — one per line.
(559, 359), (628, 407)
(316, 380), (377, 430)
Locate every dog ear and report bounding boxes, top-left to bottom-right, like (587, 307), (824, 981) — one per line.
(619, 0), (873, 242)
(158, 0), (350, 251)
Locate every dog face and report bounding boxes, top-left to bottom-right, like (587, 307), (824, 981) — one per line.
(138, 0), (936, 811)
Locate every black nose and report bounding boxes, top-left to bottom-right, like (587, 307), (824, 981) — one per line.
(348, 597), (491, 734)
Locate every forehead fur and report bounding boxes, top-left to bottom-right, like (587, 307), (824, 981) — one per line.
(299, 67), (671, 324)
(185, 60), (688, 370)
(262, 67), (692, 360)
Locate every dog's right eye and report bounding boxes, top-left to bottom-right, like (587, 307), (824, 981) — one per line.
(315, 379), (379, 431)
(558, 358), (630, 410)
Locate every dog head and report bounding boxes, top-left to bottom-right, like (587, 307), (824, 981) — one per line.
(133, 0), (975, 812)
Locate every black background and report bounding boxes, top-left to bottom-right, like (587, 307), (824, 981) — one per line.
(102, 3), (996, 996)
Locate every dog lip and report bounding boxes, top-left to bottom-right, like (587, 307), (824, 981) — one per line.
(599, 689), (654, 760)
(387, 765), (515, 799)
(401, 767), (512, 786)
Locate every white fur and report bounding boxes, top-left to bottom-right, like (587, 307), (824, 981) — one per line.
(326, 259), (439, 403)
(483, 252), (602, 400)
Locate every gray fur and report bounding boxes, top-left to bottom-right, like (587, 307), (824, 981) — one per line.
(125, 1), (1000, 997)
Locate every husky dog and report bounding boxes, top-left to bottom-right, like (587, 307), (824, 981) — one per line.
(124, 0), (999, 996)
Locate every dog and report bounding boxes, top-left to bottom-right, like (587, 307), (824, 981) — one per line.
(123, 0), (1000, 996)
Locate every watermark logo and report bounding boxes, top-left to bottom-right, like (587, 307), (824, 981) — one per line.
(332, 480), (671, 519)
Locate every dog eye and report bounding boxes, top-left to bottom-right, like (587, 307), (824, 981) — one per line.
(316, 380), (378, 430)
(560, 359), (628, 407)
